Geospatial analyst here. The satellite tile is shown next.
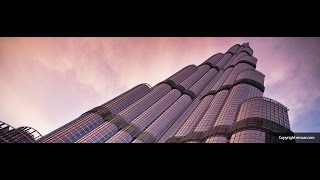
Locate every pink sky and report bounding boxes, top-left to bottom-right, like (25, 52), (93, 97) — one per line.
(0, 37), (319, 135)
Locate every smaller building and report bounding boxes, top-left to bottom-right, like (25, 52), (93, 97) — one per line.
(0, 121), (42, 143)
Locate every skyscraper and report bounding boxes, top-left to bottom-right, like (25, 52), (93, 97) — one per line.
(2, 43), (294, 143)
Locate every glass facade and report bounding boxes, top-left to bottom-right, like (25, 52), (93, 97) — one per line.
(175, 95), (214, 137)
(216, 53), (233, 69)
(39, 84), (151, 143)
(227, 44), (241, 54)
(167, 65), (198, 84)
(180, 64), (210, 89)
(223, 54), (238, 69)
(189, 69), (218, 96)
(107, 89), (181, 143)
(184, 140), (200, 143)
(234, 55), (257, 67)
(204, 53), (224, 66)
(230, 130), (265, 143)
(205, 135), (228, 143)
(42, 113), (105, 143)
(214, 84), (263, 126)
(1, 43), (293, 143)
(135, 95), (192, 143)
(210, 68), (233, 92)
(198, 70), (224, 99)
(236, 97), (290, 128)
(222, 63), (255, 87)
(194, 90), (230, 132)
(75, 83), (171, 143)
(230, 52), (252, 66)
(157, 98), (201, 143)
(236, 69), (265, 85)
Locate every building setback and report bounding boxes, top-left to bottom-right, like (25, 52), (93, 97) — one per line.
(1, 43), (294, 143)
